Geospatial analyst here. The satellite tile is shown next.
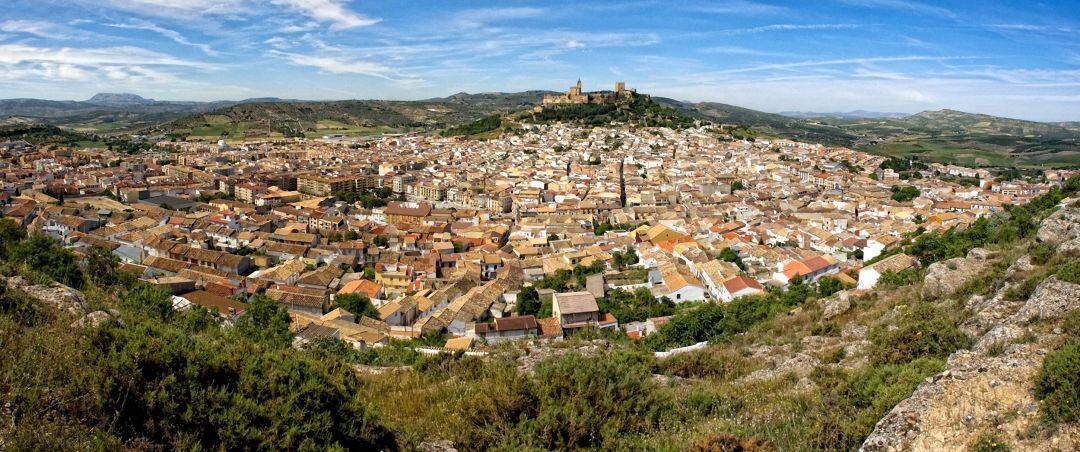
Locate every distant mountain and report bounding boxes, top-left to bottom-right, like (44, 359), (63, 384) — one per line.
(778, 110), (910, 119)
(85, 93), (155, 107)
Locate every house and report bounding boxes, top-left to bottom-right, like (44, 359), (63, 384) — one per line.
(718, 276), (764, 302)
(337, 279), (384, 300)
(552, 291), (599, 327)
(384, 201), (432, 225)
(775, 254), (840, 284)
(660, 267), (707, 303)
(858, 253), (918, 289)
(552, 291), (617, 332)
(472, 315), (540, 343)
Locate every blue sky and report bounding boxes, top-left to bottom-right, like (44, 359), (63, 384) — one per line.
(1, 0), (1078, 120)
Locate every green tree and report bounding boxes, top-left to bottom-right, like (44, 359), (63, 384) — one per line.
(890, 185), (920, 202)
(718, 247), (746, 271)
(0, 218), (26, 258)
(333, 293), (379, 320)
(516, 286), (541, 316)
(234, 294), (293, 347)
(11, 234), (83, 288)
(85, 246), (120, 287)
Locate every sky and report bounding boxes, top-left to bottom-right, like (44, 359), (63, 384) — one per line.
(0, 0), (1078, 121)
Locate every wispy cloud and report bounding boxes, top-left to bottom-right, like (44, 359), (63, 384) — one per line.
(267, 49), (419, 85)
(0, 20), (76, 40)
(711, 55), (967, 75)
(717, 23), (864, 35)
(454, 7), (545, 28)
(269, 0), (380, 29)
(107, 21), (219, 56)
(837, 0), (955, 19)
(687, 1), (788, 16)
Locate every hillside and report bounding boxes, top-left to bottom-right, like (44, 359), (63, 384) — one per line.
(2, 178), (1077, 450)
(146, 91), (549, 140)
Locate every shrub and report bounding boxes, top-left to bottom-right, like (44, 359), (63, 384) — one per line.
(1055, 259), (1080, 284)
(1003, 275), (1042, 301)
(1034, 339), (1080, 425)
(812, 357), (944, 450)
(9, 234), (83, 288)
(1028, 243), (1056, 266)
(868, 303), (971, 365)
(970, 432), (1011, 452)
(690, 432), (774, 452)
(525, 350), (665, 449)
(812, 321), (841, 337)
(658, 348), (750, 380)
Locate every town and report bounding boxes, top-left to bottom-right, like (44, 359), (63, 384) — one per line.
(3, 93), (1074, 354)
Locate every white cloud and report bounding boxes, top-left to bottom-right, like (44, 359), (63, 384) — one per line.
(455, 7), (545, 28)
(688, 1), (788, 15)
(108, 21), (220, 56)
(0, 20), (74, 39)
(837, 0), (955, 19)
(0, 43), (214, 68)
(717, 23), (864, 35)
(270, 0), (380, 29)
(268, 49), (405, 80)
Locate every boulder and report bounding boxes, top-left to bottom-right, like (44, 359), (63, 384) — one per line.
(823, 295), (851, 320)
(19, 282), (88, 316)
(71, 310), (119, 329)
(1004, 255), (1033, 281)
(420, 440), (458, 452)
(1036, 204), (1080, 246)
(1008, 276), (1080, 324)
(747, 353), (820, 380)
(921, 254), (990, 299)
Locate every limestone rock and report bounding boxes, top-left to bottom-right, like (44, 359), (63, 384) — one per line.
(1008, 276), (1080, 324)
(17, 281), (88, 316)
(420, 440), (458, 452)
(921, 252), (991, 299)
(823, 295), (851, 320)
(1036, 204), (1080, 246)
(747, 353), (820, 380)
(1003, 255), (1033, 281)
(71, 310), (119, 329)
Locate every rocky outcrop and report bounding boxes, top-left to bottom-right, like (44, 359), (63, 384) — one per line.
(823, 292), (851, 320)
(921, 248), (994, 299)
(420, 440), (458, 452)
(746, 353), (820, 380)
(4, 276), (87, 316)
(1008, 276), (1080, 323)
(861, 277), (1080, 452)
(1036, 203), (1080, 246)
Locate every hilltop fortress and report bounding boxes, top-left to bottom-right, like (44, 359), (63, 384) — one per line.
(541, 80), (642, 107)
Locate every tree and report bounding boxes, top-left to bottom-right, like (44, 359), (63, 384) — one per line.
(718, 247), (746, 271)
(362, 267), (376, 281)
(816, 276), (847, 297)
(731, 180), (746, 192)
(344, 230), (359, 241)
(0, 218), (26, 259)
(890, 185), (920, 202)
(333, 293), (379, 320)
(234, 294), (293, 347)
(10, 234), (83, 288)
(85, 246), (120, 287)
(516, 286), (541, 316)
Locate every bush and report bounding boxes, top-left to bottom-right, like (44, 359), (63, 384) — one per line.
(869, 303), (971, 365)
(658, 348), (751, 380)
(690, 432), (774, 452)
(970, 432), (1011, 452)
(525, 350), (665, 449)
(1034, 340), (1080, 425)
(812, 321), (841, 337)
(1028, 243), (1056, 265)
(1055, 259), (1080, 284)
(812, 358), (944, 450)
(332, 292), (379, 319)
(10, 234), (83, 288)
